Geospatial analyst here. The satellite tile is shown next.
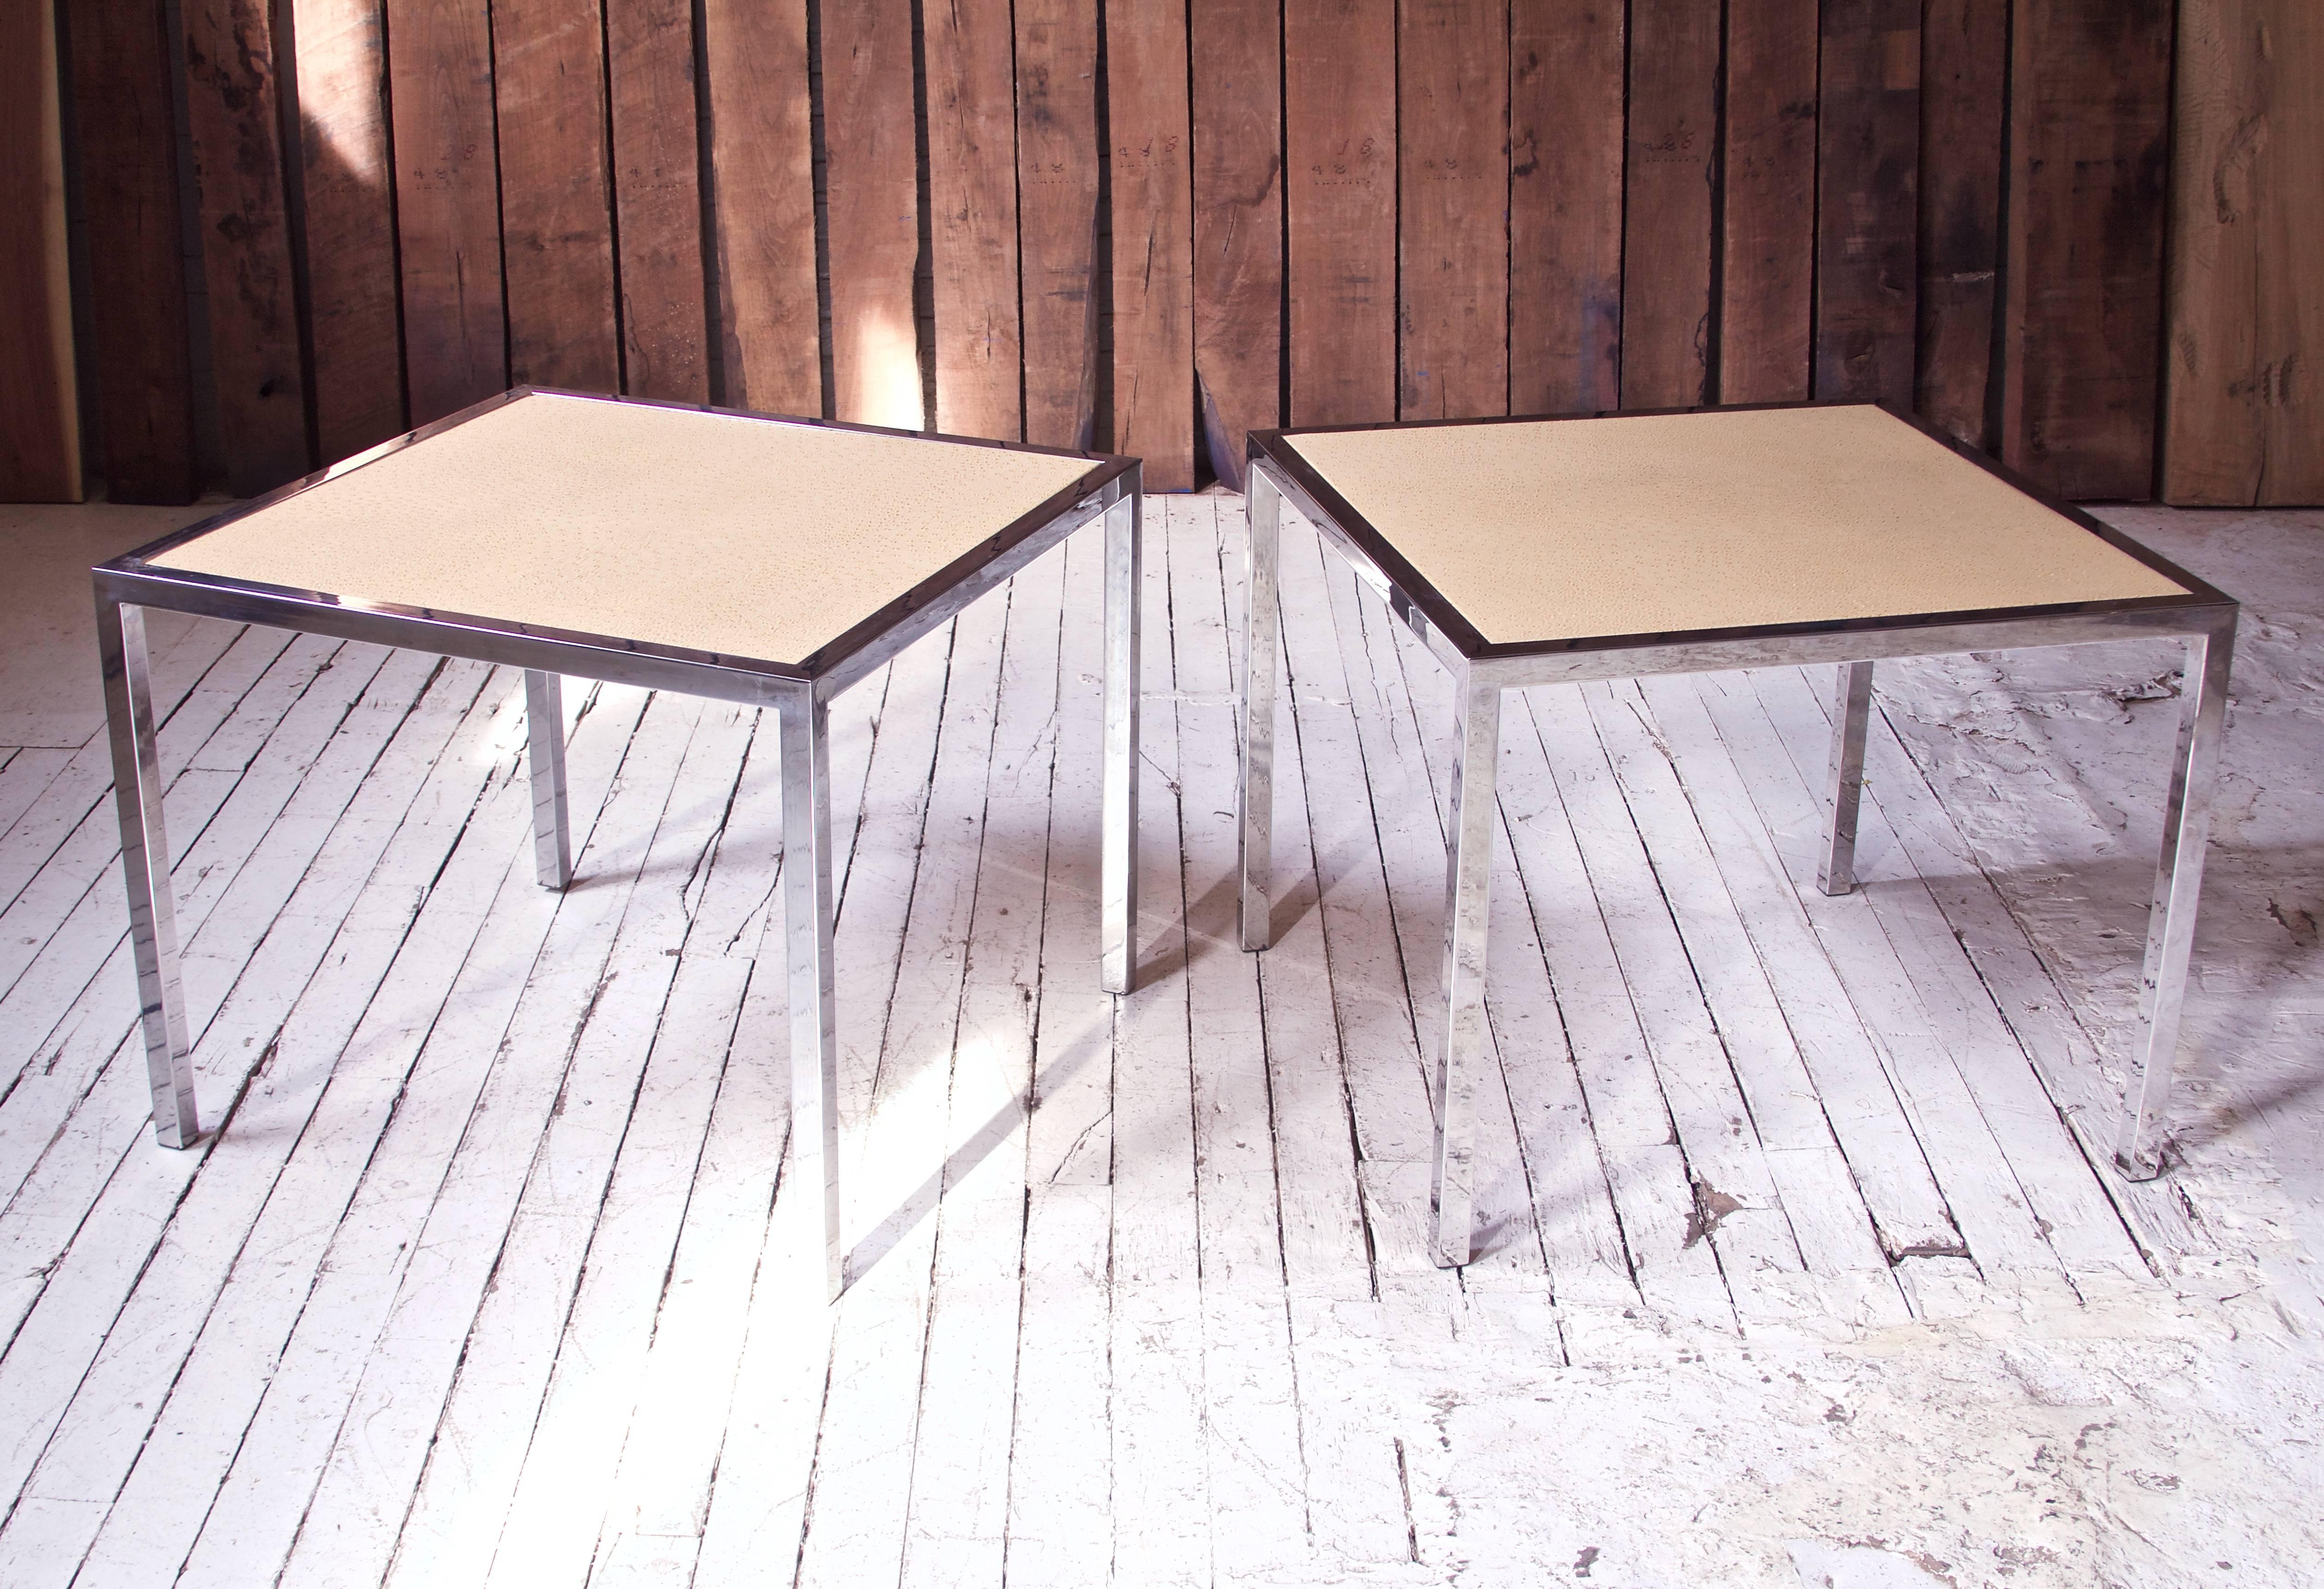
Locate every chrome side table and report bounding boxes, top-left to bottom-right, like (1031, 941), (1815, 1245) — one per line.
(1233, 402), (2235, 1268)
(96, 388), (1143, 1299)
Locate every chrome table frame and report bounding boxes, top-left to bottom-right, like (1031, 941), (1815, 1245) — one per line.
(1233, 402), (2237, 1269)
(95, 388), (1143, 1301)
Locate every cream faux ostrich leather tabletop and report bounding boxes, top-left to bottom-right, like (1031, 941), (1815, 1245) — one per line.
(1280, 404), (2185, 644)
(152, 392), (1103, 666)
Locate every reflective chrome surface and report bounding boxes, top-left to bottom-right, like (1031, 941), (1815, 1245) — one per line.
(525, 670), (574, 890)
(1101, 485), (1143, 995)
(780, 694), (844, 1299)
(1818, 659), (1874, 896)
(1237, 467), (1282, 951)
(1430, 676), (1500, 1268)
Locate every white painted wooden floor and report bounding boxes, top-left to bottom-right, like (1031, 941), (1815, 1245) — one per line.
(0, 492), (2319, 1588)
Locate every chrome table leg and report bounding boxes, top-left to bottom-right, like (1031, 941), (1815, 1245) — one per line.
(1100, 486), (1142, 994)
(782, 694), (845, 1298)
(1818, 659), (1874, 896)
(1430, 677), (1501, 1269)
(525, 670), (573, 889)
(99, 598), (198, 1148)
(1237, 466), (1281, 951)
(2116, 623), (2235, 1180)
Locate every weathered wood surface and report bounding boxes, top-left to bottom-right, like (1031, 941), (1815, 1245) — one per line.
(1815, 0), (1920, 405)
(1915, 0), (2006, 450)
(2162, 0), (2323, 505)
(1284, 0), (1395, 426)
(292, 0), (408, 463)
(1509, 0), (1623, 415)
(1014, 0), (1100, 448)
(821, 0), (922, 428)
(1190, 0), (1281, 487)
(927, 0), (1023, 440)
(1397, 0), (1507, 421)
(1106, 0), (1195, 486)
(1619, 0), (1719, 409)
(702, 0), (819, 417)
(180, 0), (310, 492)
(1719, 0), (1817, 404)
(608, 0), (708, 401)
(0, 0), (80, 501)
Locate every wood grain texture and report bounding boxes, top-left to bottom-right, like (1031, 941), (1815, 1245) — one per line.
(702, 0), (818, 416)
(1284, 0), (1394, 426)
(64, 0), (196, 502)
(820, 0), (922, 428)
(2001, 0), (2172, 499)
(1814, 0), (1919, 405)
(387, 0), (508, 425)
(608, 0), (708, 401)
(926, 0), (1023, 440)
(1719, 0), (1816, 404)
(1915, 0), (2005, 450)
(292, 0), (407, 463)
(0, 0), (81, 500)
(1398, 0), (1507, 421)
(2162, 0), (2323, 504)
(181, 0), (311, 493)
(1190, 0), (1281, 488)
(1014, 0), (1100, 448)
(1619, 0), (1718, 409)
(1509, 0), (1622, 415)
(1107, 0), (1195, 486)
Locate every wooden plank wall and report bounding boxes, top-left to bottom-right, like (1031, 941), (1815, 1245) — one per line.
(40, 0), (2313, 504)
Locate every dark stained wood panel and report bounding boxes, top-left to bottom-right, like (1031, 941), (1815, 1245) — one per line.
(609, 0), (708, 401)
(1284, 0), (1395, 426)
(821, 0), (921, 427)
(1619, 0), (1718, 409)
(1107, 0), (1195, 487)
(292, 0), (407, 463)
(1398, 0), (1507, 421)
(181, 0), (311, 492)
(1, 0), (82, 500)
(1014, 0), (1100, 448)
(1719, 0), (1816, 404)
(2162, 0), (2323, 504)
(1915, 0), (2005, 450)
(490, 0), (619, 394)
(65, 0), (197, 502)
(387, 0), (508, 425)
(1190, 0), (1281, 488)
(927, 0), (1023, 440)
(702, 0), (818, 416)
(2002, 0), (2172, 499)
(1509, 0), (1622, 416)
(1814, 0), (1919, 405)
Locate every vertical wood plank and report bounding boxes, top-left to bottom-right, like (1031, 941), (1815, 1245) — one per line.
(1619, 0), (1718, 409)
(608, 0), (709, 401)
(181, 0), (311, 492)
(1397, 0), (1507, 421)
(292, 0), (408, 462)
(820, 0), (922, 427)
(2001, 0), (2171, 499)
(1718, 0), (1816, 404)
(1284, 0), (1394, 425)
(926, 0), (1024, 440)
(1189, 0), (1281, 489)
(702, 0), (819, 415)
(490, 0), (620, 393)
(1, 0), (82, 500)
(1814, 0), (1919, 405)
(2163, 0), (2324, 504)
(1509, 0), (1622, 416)
(387, 0), (508, 424)
(1915, 0), (2005, 450)
(1014, 0), (1100, 448)
(1107, 0), (1194, 486)
(65, 0), (197, 502)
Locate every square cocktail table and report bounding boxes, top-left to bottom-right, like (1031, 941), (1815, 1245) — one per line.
(96, 388), (1142, 1296)
(1234, 402), (2236, 1268)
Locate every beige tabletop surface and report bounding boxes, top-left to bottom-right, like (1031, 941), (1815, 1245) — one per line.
(1280, 405), (2187, 645)
(150, 393), (1106, 666)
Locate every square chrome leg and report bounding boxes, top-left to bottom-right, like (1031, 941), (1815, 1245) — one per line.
(1818, 659), (1874, 896)
(525, 670), (573, 889)
(98, 598), (198, 1148)
(2116, 623), (2235, 1180)
(781, 694), (845, 1299)
(1100, 484), (1142, 995)
(1430, 677), (1502, 1269)
(1237, 465), (1282, 952)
